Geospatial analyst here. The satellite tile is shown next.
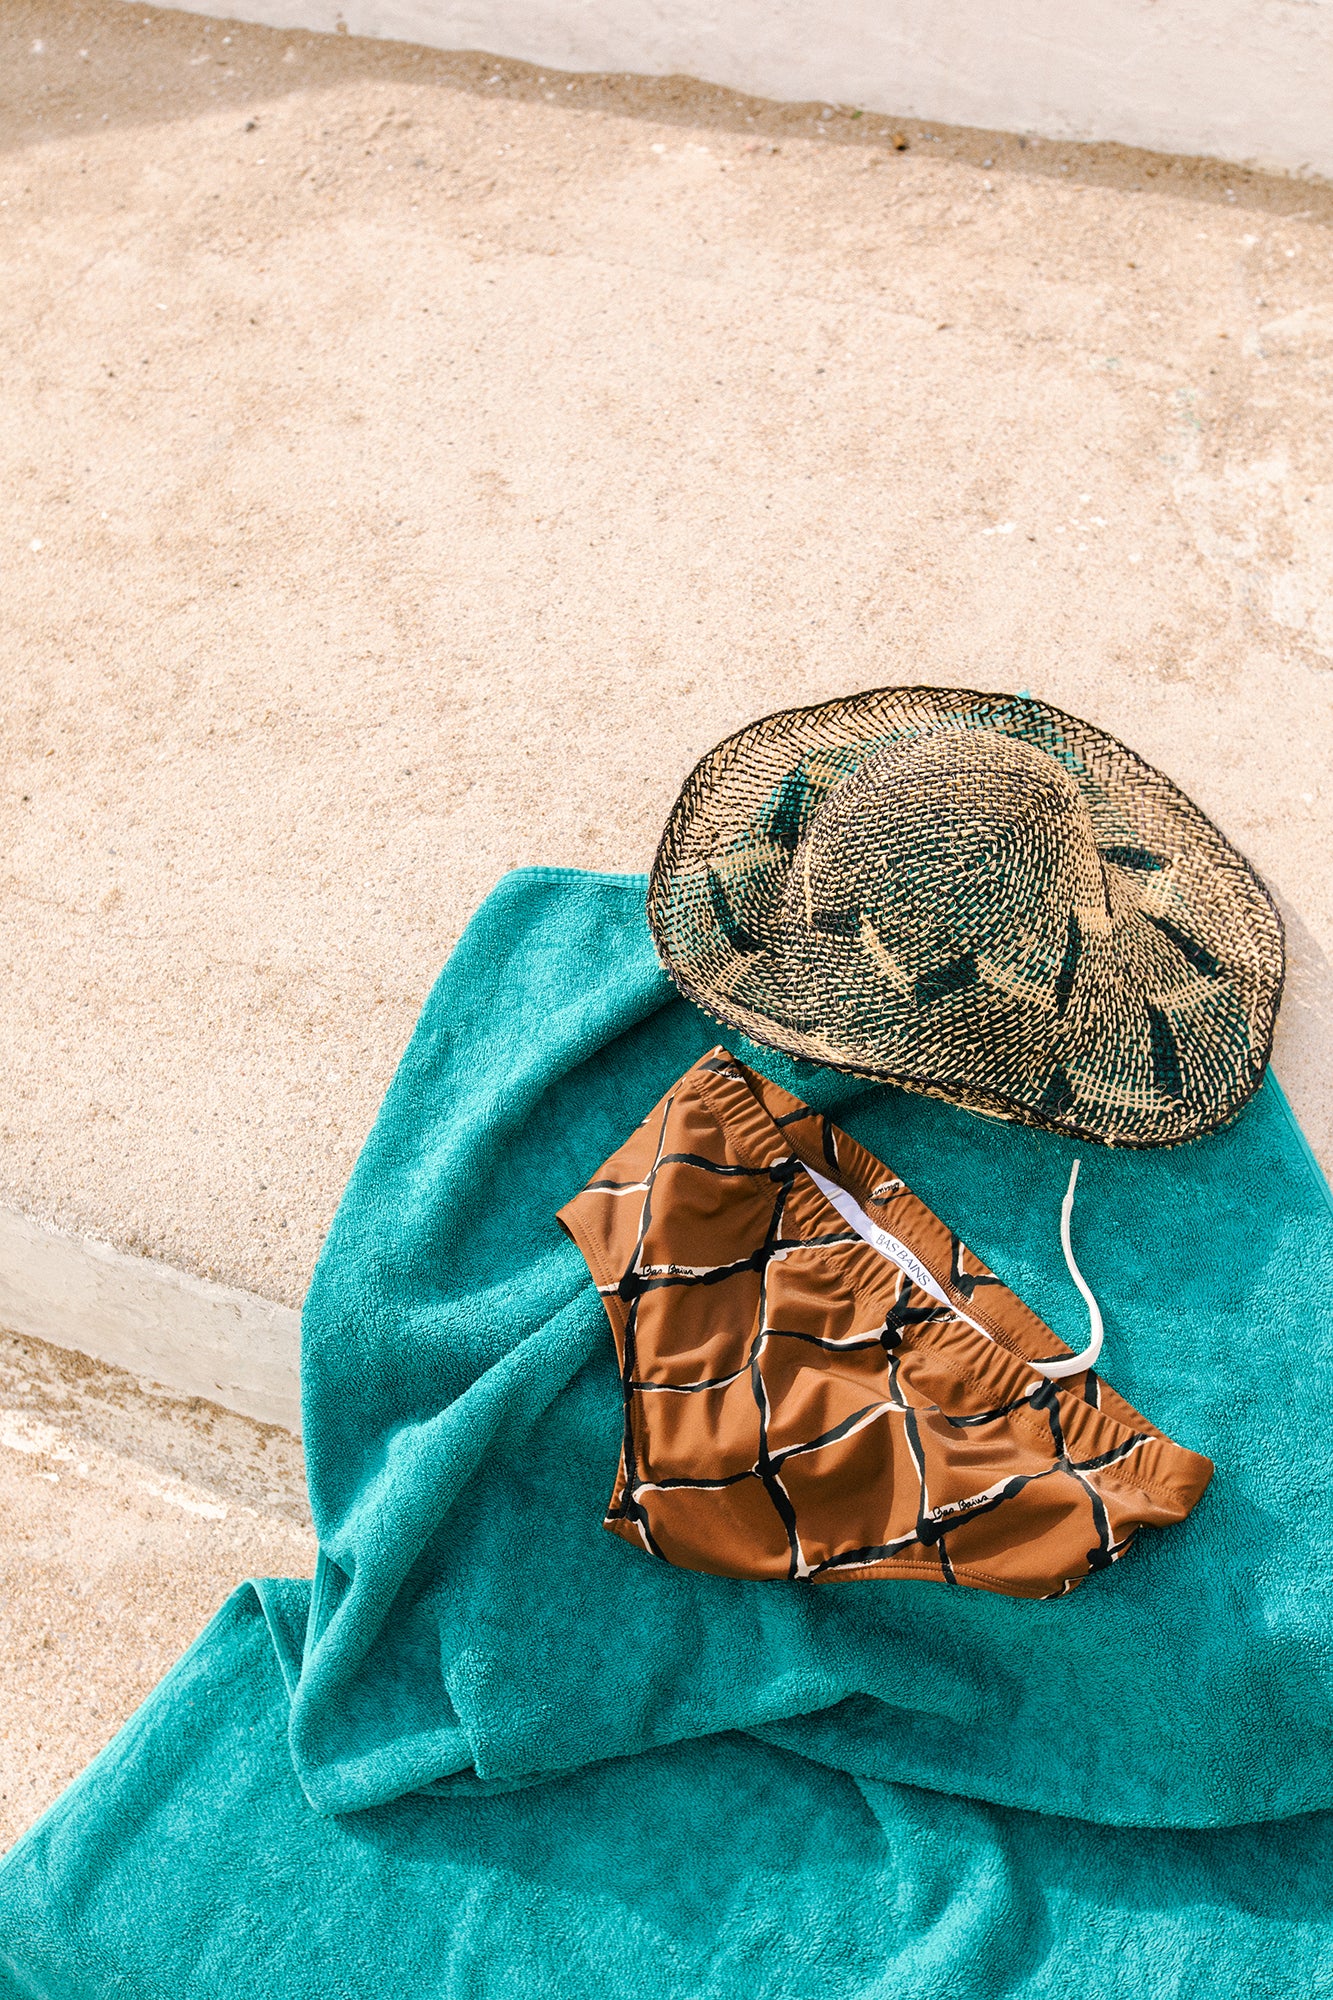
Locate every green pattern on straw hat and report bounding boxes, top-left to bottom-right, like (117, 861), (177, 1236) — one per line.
(648, 687), (1285, 1147)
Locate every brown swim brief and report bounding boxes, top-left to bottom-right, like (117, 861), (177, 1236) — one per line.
(557, 1048), (1212, 1600)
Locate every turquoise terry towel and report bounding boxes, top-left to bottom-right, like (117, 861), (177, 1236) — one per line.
(3, 865), (1333, 2000)
(4, 1580), (1333, 2000)
(277, 867), (1333, 1827)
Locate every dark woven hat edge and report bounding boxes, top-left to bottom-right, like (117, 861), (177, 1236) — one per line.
(647, 686), (1287, 1150)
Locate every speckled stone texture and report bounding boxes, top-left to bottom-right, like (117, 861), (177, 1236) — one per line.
(2, 0), (1331, 1309)
(0, 1330), (313, 1847)
(0, 0), (1330, 1846)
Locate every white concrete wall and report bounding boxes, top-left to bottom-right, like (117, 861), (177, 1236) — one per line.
(162, 0), (1333, 179)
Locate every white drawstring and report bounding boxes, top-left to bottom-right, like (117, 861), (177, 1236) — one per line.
(802, 1157), (1105, 1382)
(1029, 1160), (1104, 1380)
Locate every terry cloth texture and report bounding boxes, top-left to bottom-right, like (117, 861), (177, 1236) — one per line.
(557, 1049), (1212, 1596)
(4, 1581), (1333, 2000)
(1, 869), (1332, 2000)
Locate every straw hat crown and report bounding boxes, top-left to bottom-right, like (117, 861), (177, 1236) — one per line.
(649, 687), (1284, 1147)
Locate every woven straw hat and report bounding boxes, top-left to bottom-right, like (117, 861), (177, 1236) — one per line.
(648, 688), (1285, 1147)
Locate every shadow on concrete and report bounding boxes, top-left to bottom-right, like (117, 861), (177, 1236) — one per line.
(5, 0), (1331, 226)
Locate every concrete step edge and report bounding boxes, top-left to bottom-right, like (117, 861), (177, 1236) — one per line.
(0, 1204), (302, 1435)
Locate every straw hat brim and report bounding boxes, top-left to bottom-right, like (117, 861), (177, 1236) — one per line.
(648, 688), (1285, 1148)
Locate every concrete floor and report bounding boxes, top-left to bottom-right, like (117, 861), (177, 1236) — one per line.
(1, 0), (1331, 1845)
(0, 1329), (312, 1847)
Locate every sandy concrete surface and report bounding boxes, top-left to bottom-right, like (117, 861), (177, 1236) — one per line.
(3, 3), (1332, 1315)
(1, 0), (1332, 1871)
(0, 1328), (312, 1846)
